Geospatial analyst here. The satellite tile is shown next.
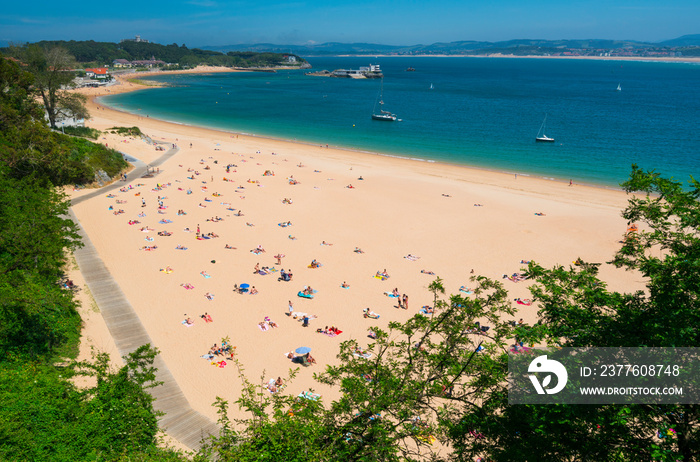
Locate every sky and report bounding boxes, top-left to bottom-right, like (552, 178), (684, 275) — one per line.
(1, 0), (698, 48)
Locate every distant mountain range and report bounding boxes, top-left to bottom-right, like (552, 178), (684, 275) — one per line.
(200, 35), (700, 56)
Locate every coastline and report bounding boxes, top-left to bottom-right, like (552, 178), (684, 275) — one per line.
(70, 68), (647, 436)
(329, 54), (700, 64)
(89, 67), (628, 192)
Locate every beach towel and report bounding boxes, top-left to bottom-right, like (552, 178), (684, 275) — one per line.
(353, 352), (373, 359)
(384, 292), (399, 298)
(404, 254), (421, 261)
(181, 320), (194, 327)
(297, 292), (314, 299)
(420, 307), (434, 315)
(258, 323), (270, 332)
(298, 391), (321, 401)
(175, 246), (188, 250)
(159, 219), (173, 224)
(341, 285), (350, 289)
(459, 287), (473, 294)
(201, 354), (215, 360)
(516, 299), (532, 306)
(201, 272), (211, 278)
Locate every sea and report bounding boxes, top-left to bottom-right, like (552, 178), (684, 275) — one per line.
(101, 57), (700, 189)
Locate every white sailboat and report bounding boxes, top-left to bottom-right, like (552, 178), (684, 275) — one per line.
(372, 79), (399, 121)
(616, 83), (622, 91)
(535, 115), (555, 143)
(430, 83), (434, 90)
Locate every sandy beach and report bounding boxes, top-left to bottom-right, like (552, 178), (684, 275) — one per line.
(70, 70), (646, 427)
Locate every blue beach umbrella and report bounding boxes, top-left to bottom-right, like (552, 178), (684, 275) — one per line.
(295, 346), (311, 355)
(240, 283), (250, 289)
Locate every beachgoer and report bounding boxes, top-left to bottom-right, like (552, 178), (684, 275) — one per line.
(288, 300), (293, 316)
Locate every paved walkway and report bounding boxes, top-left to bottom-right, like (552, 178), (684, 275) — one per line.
(71, 146), (179, 206)
(69, 146), (219, 451)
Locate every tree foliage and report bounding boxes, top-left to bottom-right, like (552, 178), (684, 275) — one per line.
(0, 53), (126, 184)
(454, 166), (700, 461)
(2, 40), (308, 69)
(11, 45), (89, 128)
(0, 346), (174, 461)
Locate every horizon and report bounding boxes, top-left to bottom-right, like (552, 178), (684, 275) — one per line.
(2, 1), (699, 49)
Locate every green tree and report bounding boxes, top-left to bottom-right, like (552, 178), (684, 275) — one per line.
(0, 55), (44, 130)
(0, 170), (83, 357)
(16, 45), (89, 128)
(0, 346), (177, 461)
(454, 166), (700, 461)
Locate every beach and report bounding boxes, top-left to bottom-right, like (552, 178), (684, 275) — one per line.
(70, 71), (646, 428)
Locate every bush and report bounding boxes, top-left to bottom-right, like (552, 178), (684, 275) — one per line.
(62, 126), (100, 139)
(108, 126), (143, 137)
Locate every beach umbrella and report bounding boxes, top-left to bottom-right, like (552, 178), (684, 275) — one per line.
(295, 346), (311, 355)
(240, 283), (250, 289)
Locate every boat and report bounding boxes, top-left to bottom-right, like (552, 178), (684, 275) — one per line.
(372, 79), (399, 122)
(406, 67), (416, 72)
(430, 83), (434, 90)
(616, 83), (622, 91)
(535, 115), (555, 142)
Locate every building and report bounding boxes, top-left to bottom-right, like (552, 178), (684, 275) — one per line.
(84, 68), (109, 79)
(112, 59), (132, 68)
(130, 56), (166, 68)
(121, 34), (149, 43)
(331, 63), (383, 79)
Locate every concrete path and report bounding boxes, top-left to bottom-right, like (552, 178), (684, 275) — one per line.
(71, 146), (179, 206)
(69, 146), (219, 451)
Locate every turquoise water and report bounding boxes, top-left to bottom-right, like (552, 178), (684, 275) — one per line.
(102, 57), (700, 188)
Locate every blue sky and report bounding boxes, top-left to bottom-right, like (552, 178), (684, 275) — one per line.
(1, 0), (698, 47)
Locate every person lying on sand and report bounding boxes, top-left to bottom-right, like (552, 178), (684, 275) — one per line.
(201, 313), (213, 323)
(354, 247), (365, 254)
(363, 308), (380, 319)
(421, 269), (435, 275)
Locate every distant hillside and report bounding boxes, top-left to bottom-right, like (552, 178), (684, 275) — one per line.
(1, 40), (308, 69)
(658, 34), (700, 47)
(202, 35), (700, 56)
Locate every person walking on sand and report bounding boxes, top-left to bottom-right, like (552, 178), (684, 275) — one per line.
(402, 294), (409, 310)
(288, 300), (293, 316)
